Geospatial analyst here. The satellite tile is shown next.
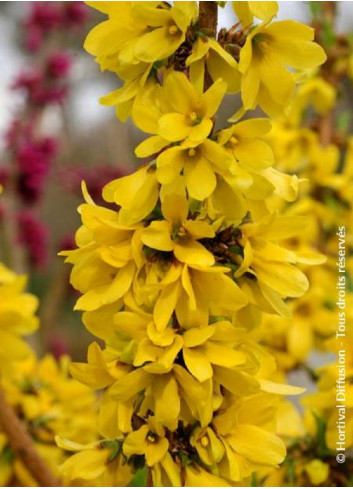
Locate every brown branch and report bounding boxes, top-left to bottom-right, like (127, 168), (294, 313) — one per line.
(199, 1), (218, 37)
(0, 385), (61, 487)
(198, 1), (218, 90)
(319, 111), (334, 147)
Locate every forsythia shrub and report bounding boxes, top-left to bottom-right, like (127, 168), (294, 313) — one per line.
(56, 1), (335, 487)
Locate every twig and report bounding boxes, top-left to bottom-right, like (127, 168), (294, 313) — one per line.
(198, 1), (218, 90)
(0, 385), (61, 487)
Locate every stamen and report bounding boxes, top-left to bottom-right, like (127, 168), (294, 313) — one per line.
(169, 25), (178, 35)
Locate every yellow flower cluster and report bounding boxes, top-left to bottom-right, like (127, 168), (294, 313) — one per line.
(86, 1), (325, 121)
(256, 9), (353, 485)
(59, 2), (328, 486)
(0, 354), (97, 487)
(0, 191), (97, 488)
(0, 264), (39, 365)
(260, 70), (353, 372)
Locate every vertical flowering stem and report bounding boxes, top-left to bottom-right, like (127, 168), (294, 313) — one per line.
(0, 386), (61, 487)
(198, 1), (218, 89)
(199, 1), (218, 36)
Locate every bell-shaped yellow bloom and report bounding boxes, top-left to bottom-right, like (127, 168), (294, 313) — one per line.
(238, 20), (327, 116)
(85, 2), (196, 68)
(214, 393), (286, 481)
(123, 417), (169, 467)
(182, 322), (246, 382)
(85, 2), (197, 121)
(141, 192), (215, 267)
(60, 184), (143, 313)
(191, 426), (225, 466)
(156, 139), (234, 200)
(129, 2), (197, 63)
(103, 163), (159, 225)
(186, 37), (241, 94)
(58, 438), (132, 486)
(219, 118), (274, 173)
(235, 215), (325, 316)
(134, 71), (227, 144)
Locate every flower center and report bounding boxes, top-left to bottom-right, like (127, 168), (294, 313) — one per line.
(201, 435), (209, 447)
(190, 111), (202, 125)
(188, 148), (196, 157)
(147, 432), (159, 443)
(169, 25), (179, 35)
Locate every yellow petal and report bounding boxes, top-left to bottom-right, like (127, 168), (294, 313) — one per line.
(194, 270), (248, 311)
(214, 367), (260, 396)
(184, 220), (215, 239)
(184, 157), (217, 200)
(162, 193), (188, 224)
(135, 26), (184, 62)
(201, 342), (246, 367)
(234, 139), (274, 171)
(123, 425), (149, 457)
(183, 347), (213, 382)
(201, 78), (227, 118)
(189, 118), (213, 143)
(229, 424), (286, 466)
(152, 374), (180, 430)
(60, 449), (108, 481)
(287, 321), (313, 361)
(141, 221), (174, 252)
(232, 1), (253, 26)
(157, 147), (186, 184)
(259, 52), (295, 106)
(185, 465), (231, 487)
(183, 326), (215, 347)
(248, 1), (278, 20)
(304, 460), (329, 486)
(154, 281), (181, 331)
(109, 369), (152, 401)
(75, 261), (135, 311)
(145, 438), (169, 466)
(135, 135), (167, 158)
(158, 113), (190, 142)
(253, 259), (309, 298)
(273, 39), (327, 69)
(174, 239), (215, 267)
(164, 71), (198, 113)
(259, 379), (305, 395)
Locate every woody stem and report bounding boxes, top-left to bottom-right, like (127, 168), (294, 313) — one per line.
(0, 386), (61, 487)
(198, 1), (218, 90)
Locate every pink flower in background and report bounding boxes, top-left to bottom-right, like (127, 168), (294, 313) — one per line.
(24, 2), (89, 52)
(17, 210), (48, 268)
(60, 164), (127, 203)
(46, 52), (72, 79)
(16, 137), (58, 204)
(13, 55), (71, 106)
(63, 2), (89, 28)
(24, 2), (62, 52)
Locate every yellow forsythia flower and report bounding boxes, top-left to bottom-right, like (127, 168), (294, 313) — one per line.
(0, 264), (39, 365)
(238, 20), (326, 116)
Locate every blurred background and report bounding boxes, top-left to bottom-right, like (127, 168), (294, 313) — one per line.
(0, 1), (351, 364)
